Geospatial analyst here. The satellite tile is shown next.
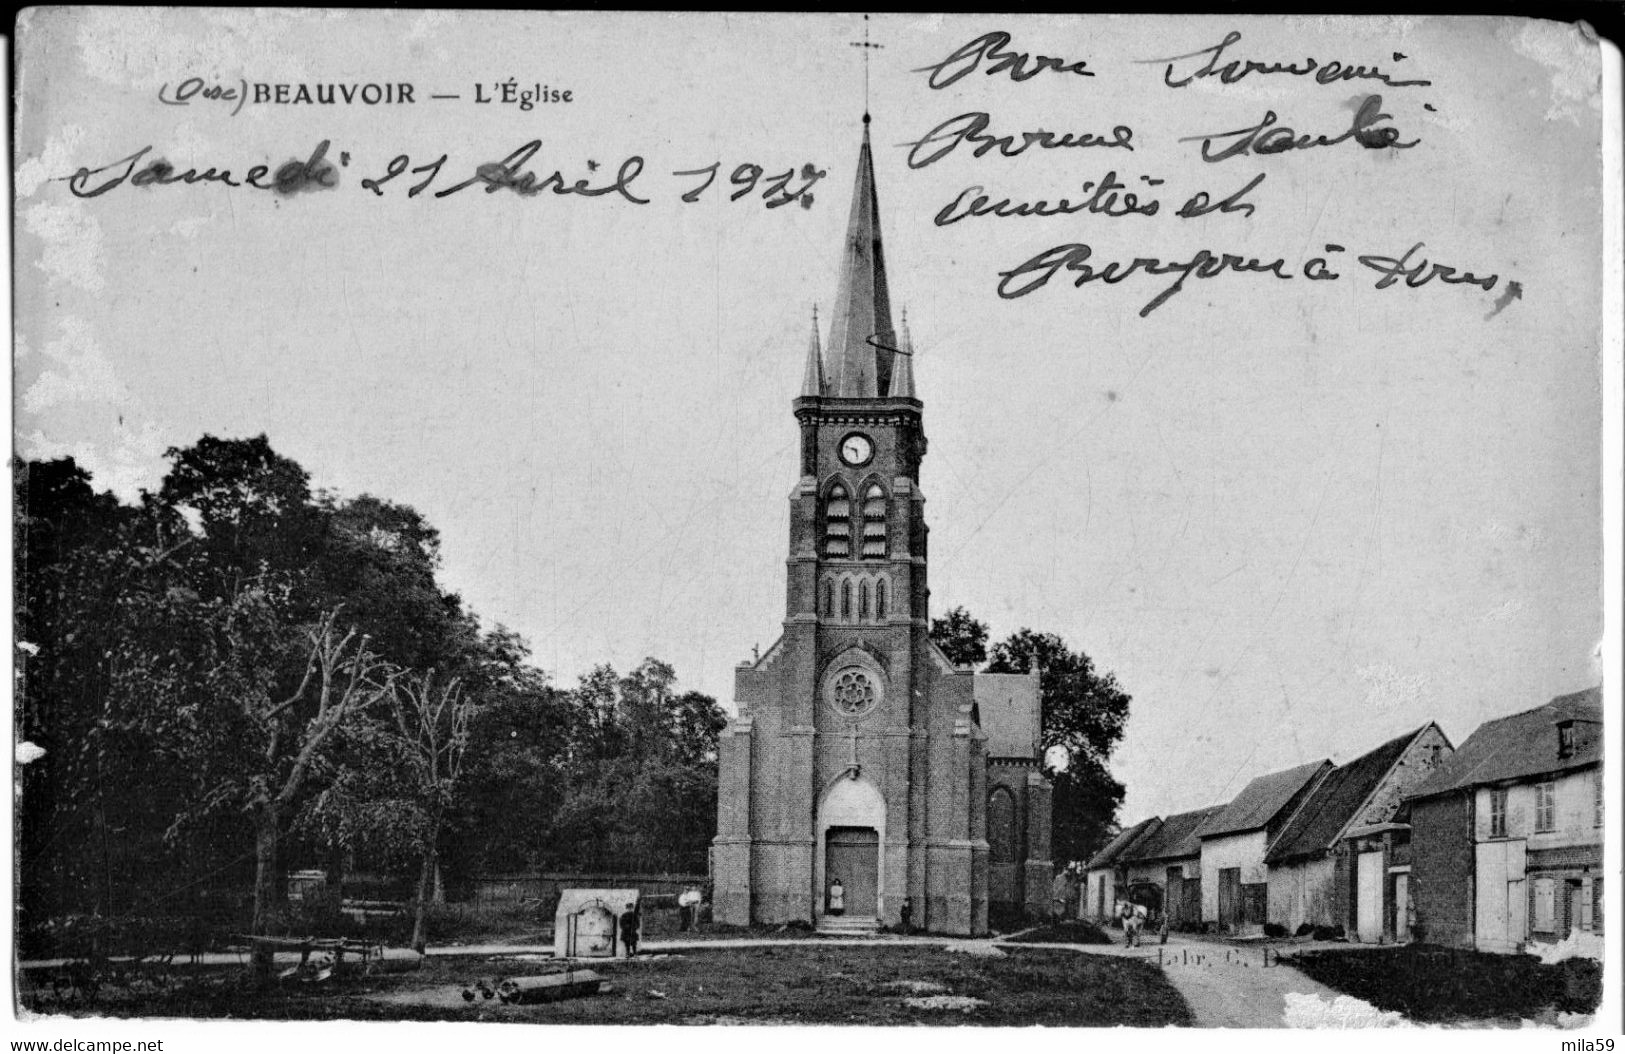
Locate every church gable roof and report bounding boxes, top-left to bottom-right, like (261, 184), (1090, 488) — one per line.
(975, 672), (1041, 760)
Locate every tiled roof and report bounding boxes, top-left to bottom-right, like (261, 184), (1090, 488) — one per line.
(1200, 759), (1331, 839)
(1122, 804), (1228, 863)
(1266, 727), (1430, 864)
(1407, 687), (1602, 800)
(1085, 816), (1162, 871)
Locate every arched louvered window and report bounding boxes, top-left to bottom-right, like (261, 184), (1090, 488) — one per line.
(861, 483), (887, 558)
(859, 581), (870, 621)
(841, 579), (852, 619)
(825, 483), (851, 558)
(876, 578), (888, 620)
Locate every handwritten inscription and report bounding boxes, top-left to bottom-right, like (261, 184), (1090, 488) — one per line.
(906, 112), (1133, 169)
(996, 243), (1295, 316)
(1146, 31), (1433, 90)
(62, 140), (825, 209)
(67, 142), (339, 196)
(996, 241), (1499, 316)
(1357, 242), (1499, 291)
(901, 27), (1509, 317)
(914, 31), (1093, 90)
(935, 173), (1161, 225)
(81, 25), (1513, 319)
(1182, 95), (1419, 162)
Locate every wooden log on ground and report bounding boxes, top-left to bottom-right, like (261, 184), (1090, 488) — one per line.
(495, 970), (604, 1004)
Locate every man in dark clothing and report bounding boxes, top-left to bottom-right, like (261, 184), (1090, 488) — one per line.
(620, 902), (641, 957)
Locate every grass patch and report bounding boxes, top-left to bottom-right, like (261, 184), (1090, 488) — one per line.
(1285, 945), (1602, 1024)
(22, 944), (1192, 1027)
(1000, 920), (1114, 945)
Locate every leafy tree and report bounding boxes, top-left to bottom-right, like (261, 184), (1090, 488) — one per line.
(450, 663), (579, 876)
(930, 605), (989, 667)
(548, 660), (724, 873)
(383, 669), (474, 952)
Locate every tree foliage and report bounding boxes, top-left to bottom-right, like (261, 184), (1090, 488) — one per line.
(15, 436), (724, 966)
(930, 606), (989, 667)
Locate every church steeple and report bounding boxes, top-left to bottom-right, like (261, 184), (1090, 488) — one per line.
(801, 305), (825, 397)
(825, 117), (898, 399)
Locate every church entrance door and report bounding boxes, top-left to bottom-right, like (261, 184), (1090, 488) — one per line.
(825, 827), (879, 917)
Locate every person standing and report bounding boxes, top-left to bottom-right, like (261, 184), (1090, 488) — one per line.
(620, 901), (641, 957)
(678, 885), (702, 932)
(828, 877), (845, 917)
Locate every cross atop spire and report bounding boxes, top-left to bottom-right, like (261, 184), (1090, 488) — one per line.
(849, 14), (885, 120)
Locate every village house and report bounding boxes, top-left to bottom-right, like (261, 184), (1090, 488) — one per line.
(1403, 688), (1603, 955)
(1081, 816), (1160, 923)
(1118, 804), (1227, 928)
(1264, 724), (1453, 941)
(1199, 759), (1331, 935)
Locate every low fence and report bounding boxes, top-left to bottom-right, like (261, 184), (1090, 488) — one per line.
(471, 872), (708, 914)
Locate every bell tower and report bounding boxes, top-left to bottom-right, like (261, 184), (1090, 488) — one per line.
(712, 114), (993, 937)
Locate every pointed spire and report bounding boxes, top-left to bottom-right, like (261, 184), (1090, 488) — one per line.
(888, 307), (916, 399)
(801, 305), (825, 397)
(825, 116), (897, 398)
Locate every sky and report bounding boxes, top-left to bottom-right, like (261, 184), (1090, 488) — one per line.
(13, 11), (1608, 824)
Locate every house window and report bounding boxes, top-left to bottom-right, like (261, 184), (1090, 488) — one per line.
(1490, 787), (1508, 838)
(1595, 877), (1604, 935)
(824, 484), (851, 557)
(1558, 720), (1575, 759)
(1535, 781), (1556, 832)
(1596, 769), (1604, 828)
(861, 483), (887, 558)
(1579, 880), (1595, 931)
(1532, 877), (1556, 933)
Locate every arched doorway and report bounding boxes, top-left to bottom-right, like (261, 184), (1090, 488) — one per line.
(816, 775), (886, 920)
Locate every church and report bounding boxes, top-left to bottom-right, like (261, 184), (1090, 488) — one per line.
(711, 118), (1052, 936)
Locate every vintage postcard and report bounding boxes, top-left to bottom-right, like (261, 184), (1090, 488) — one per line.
(10, 8), (1620, 1045)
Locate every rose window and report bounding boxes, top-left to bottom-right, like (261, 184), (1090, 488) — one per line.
(831, 669), (877, 717)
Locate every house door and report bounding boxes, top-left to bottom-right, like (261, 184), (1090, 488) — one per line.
(825, 827), (879, 917)
(1166, 867), (1183, 924)
(1563, 879), (1584, 940)
(1356, 852), (1384, 942)
(1218, 868), (1242, 928)
(1393, 873), (1411, 942)
(1507, 878), (1528, 947)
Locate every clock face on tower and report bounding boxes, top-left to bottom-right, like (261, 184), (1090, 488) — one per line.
(839, 432), (874, 467)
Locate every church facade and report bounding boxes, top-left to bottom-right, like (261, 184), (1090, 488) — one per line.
(711, 120), (1052, 936)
